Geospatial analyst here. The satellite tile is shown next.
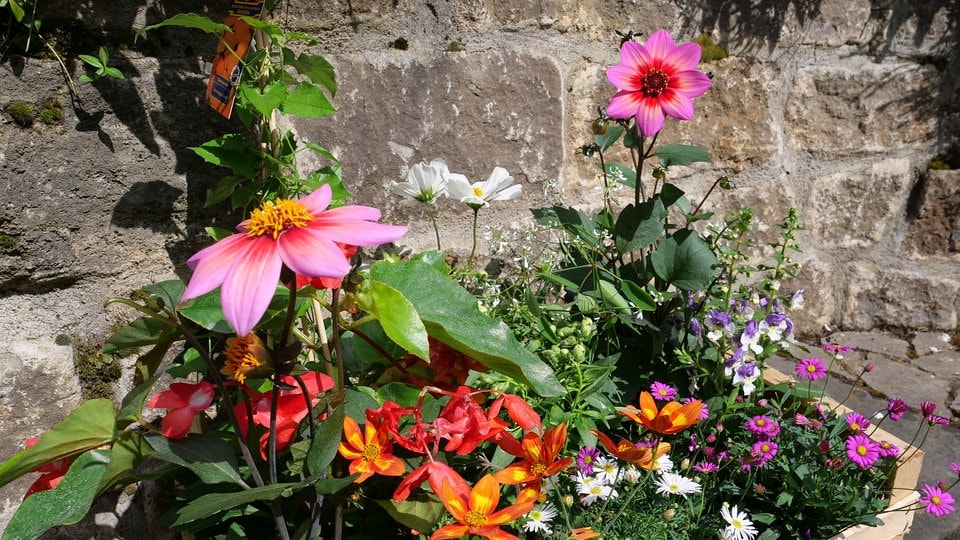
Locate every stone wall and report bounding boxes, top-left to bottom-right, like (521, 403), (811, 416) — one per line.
(0, 0), (957, 530)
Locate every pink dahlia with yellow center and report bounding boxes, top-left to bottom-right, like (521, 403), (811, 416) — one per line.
(181, 184), (407, 336)
(605, 29), (712, 137)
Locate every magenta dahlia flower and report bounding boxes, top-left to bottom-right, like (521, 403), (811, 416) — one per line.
(605, 29), (712, 136)
(181, 184), (407, 336)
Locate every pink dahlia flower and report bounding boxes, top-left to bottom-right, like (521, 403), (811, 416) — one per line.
(181, 184), (407, 336)
(605, 29), (712, 136)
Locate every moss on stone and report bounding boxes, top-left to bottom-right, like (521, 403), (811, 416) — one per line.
(72, 336), (121, 401)
(694, 33), (727, 63)
(929, 145), (959, 170)
(40, 98), (63, 125)
(7, 101), (35, 128)
(0, 234), (16, 251)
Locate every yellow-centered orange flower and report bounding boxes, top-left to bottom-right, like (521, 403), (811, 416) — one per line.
(493, 424), (573, 487)
(590, 429), (671, 470)
(618, 391), (703, 435)
(432, 474), (538, 540)
(338, 414), (405, 483)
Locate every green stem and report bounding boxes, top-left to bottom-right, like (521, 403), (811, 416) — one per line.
(429, 204), (442, 251)
(468, 207), (480, 270)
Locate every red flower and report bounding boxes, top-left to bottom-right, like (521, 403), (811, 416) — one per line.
(147, 381), (216, 439)
(22, 438), (73, 500)
(393, 460), (469, 502)
(434, 386), (510, 455)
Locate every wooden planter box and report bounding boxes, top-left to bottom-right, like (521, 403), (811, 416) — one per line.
(764, 367), (924, 540)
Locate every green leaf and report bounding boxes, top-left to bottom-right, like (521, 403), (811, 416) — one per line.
(614, 199), (665, 252)
(6, 0), (24, 21)
(654, 143), (711, 167)
(594, 125), (623, 152)
(142, 280), (186, 312)
(532, 206), (598, 244)
(101, 316), (169, 355)
(283, 49), (337, 96)
(117, 371), (163, 427)
(370, 260), (564, 397)
(621, 279), (656, 311)
(343, 388), (381, 423)
(144, 433), (246, 487)
(356, 281), (429, 360)
(595, 280), (631, 316)
(650, 229), (718, 290)
(375, 382), (425, 407)
(604, 161), (636, 189)
(2, 450), (110, 539)
(97, 432), (154, 494)
(659, 183), (686, 209)
(312, 474), (358, 495)
(77, 54), (101, 68)
(375, 494), (446, 533)
(189, 134), (260, 178)
(238, 81), (287, 116)
(137, 13), (231, 41)
(168, 483), (296, 527)
(306, 406), (345, 476)
(340, 320), (408, 372)
(281, 82), (336, 118)
(0, 399), (116, 489)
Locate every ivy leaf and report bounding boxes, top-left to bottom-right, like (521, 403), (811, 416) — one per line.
(282, 82), (336, 118)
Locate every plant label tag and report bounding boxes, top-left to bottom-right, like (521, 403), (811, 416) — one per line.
(205, 0), (266, 119)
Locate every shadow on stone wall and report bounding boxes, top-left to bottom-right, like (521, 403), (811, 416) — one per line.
(680, 0), (824, 53)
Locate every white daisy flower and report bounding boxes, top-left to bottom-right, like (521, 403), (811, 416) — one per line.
(654, 472), (702, 499)
(446, 166), (521, 209)
(720, 504), (759, 540)
(578, 483), (615, 506)
(389, 158), (451, 206)
(593, 455), (620, 485)
(522, 502), (558, 534)
(652, 453), (673, 472)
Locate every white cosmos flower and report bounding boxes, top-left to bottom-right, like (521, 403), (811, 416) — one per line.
(446, 166), (521, 208)
(390, 158), (451, 206)
(654, 472), (702, 499)
(522, 502), (558, 534)
(720, 504), (758, 540)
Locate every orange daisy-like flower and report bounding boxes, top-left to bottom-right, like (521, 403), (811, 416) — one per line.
(590, 429), (671, 470)
(338, 413), (406, 483)
(432, 474), (538, 540)
(569, 526), (601, 539)
(493, 423), (573, 487)
(619, 391), (703, 435)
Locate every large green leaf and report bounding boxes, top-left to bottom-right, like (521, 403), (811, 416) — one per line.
(594, 125), (624, 152)
(282, 82), (336, 118)
(356, 281), (429, 360)
(144, 433), (246, 487)
(168, 483), (296, 527)
(97, 432), (154, 494)
(101, 316), (169, 355)
(614, 199), (666, 252)
(654, 144), (711, 167)
(282, 48), (337, 96)
(0, 399), (116, 489)
(117, 371), (163, 427)
(604, 161), (636, 189)
(178, 284), (306, 334)
(2, 450), (111, 540)
(137, 13), (231, 41)
(189, 134), (260, 178)
(649, 229), (718, 290)
(239, 81), (288, 116)
(375, 494), (446, 532)
(306, 406), (345, 476)
(370, 260), (564, 397)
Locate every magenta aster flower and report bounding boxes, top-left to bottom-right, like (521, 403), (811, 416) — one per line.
(950, 462), (960, 476)
(693, 461), (718, 474)
(886, 398), (908, 421)
(576, 446), (601, 475)
(649, 381), (678, 401)
(844, 412), (870, 434)
(180, 184), (407, 336)
(605, 29), (712, 136)
(877, 440), (899, 459)
(794, 357), (827, 381)
(752, 440), (778, 462)
(920, 483), (956, 517)
(683, 397), (710, 420)
(822, 342), (854, 355)
(745, 415), (780, 439)
(845, 434), (880, 469)
(921, 401), (938, 419)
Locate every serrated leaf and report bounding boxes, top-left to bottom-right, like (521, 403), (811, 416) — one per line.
(2, 450), (110, 539)
(137, 13), (231, 41)
(144, 433), (245, 487)
(0, 400), (115, 489)
(655, 144), (711, 167)
(281, 82), (336, 118)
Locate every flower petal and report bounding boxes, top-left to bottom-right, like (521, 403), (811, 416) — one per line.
(659, 89), (695, 121)
(606, 64), (642, 91)
(277, 227), (352, 278)
(160, 406), (198, 439)
(605, 90), (644, 119)
(308, 216), (408, 247)
(662, 42), (702, 73)
(469, 474), (501, 515)
(670, 70), (713, 99)
(297, 183), (333, 215)
(635, 97), (666, 136)
(642, 29), (676, 63)
(220, 236), (284, 336)
(181, 233), (251, 302)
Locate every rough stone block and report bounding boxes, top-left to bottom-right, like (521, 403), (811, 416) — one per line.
(807, 158), (912, 249)
(827, 331), (910, 358)
(842, 261), (960, 331)
(785, 60), (940, 157)
(903, 169), (960, 258)
(907, 349), (960, 381)
(860, 356), (952, 404)
(912, 331), (954, 356)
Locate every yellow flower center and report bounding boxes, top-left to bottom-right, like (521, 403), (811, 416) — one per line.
(857, 445), (868, 456)
(221, 335), (271, 383)
(932, 495), (942, 505)
(761, 444), (770, 453)
(246, 198), (314, 239)
(531, 461), (547, 477)
(806, 364), (817, 373)
(361, 443), (381, 461)
(464, 510), (488, 528)
(756, 419), (766, 427)
(850, 423), (861, 431)
(642, 69), (669, 97)
(472, 186), (484, 198)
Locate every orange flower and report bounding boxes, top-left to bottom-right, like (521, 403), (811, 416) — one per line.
(618, 391), (702, 435)
(338, 413), (406, 483)
(493, 424), (573, 487)
(591, 429), (671, 470)
(569, 526), (601, 539)
(432, 474), (538, 540)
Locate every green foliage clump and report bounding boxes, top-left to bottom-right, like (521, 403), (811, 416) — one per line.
(7, 101), (35, 127)
(40, 98), (63, 125)
(929, 145), (959, 170)
(0, 234), (17, 252)
(694, 33), (727, 62)
(72, 336), (121, 400)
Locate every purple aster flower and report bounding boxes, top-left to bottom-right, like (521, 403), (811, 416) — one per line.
(650, 381), (678, 401)
(752, 440), (778, 462)
(795, 357), (827, 381)
(845, 434), (880, 469)
(929, 414), (950, 426)
(576, 446), (600, 474)
(920, 483), (956, 517)
(795, 413), (809, 426)
(684, 397), (710, 420)
(887, 398), (908, 421)
(877, 440), (899, 459)
(823, 342), (854, 356)
(950, 462), (960, 476)
(693, 462), (718, 474)
(845, 412), (871, 434)
(746, 415), (780, 439)
(921, 401), (938, 419)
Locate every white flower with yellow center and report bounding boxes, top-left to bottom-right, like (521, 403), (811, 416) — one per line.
(654, 472), (701, 499)
(390, 158), (451, 206)
(720, 503), (759, 540)
(446, 166), (521, 209)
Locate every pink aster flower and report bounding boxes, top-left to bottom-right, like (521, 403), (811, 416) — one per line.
(886, 397), (908, 421)
(845, 434), (880, 469)
(683, 397), (710, 420)
(693, 462), (718, 474)
(950, 462), (960, 476)
(605, 29), (712, 136)
(844, 412), (870, 434)
(147, 381), (216, 439)
(650, 381), (678, 401)
(180, 184), (407, 336)
(921, 401), (939, 419)
(877, 440), (899, 459)
(752, 440), (778, 462)
(794, 357), (827, 381)
(920, 483), (956, 517)
(745, 415), (780, 439)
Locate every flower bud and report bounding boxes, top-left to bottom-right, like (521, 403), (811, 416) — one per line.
(663, 508), (676, 520)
